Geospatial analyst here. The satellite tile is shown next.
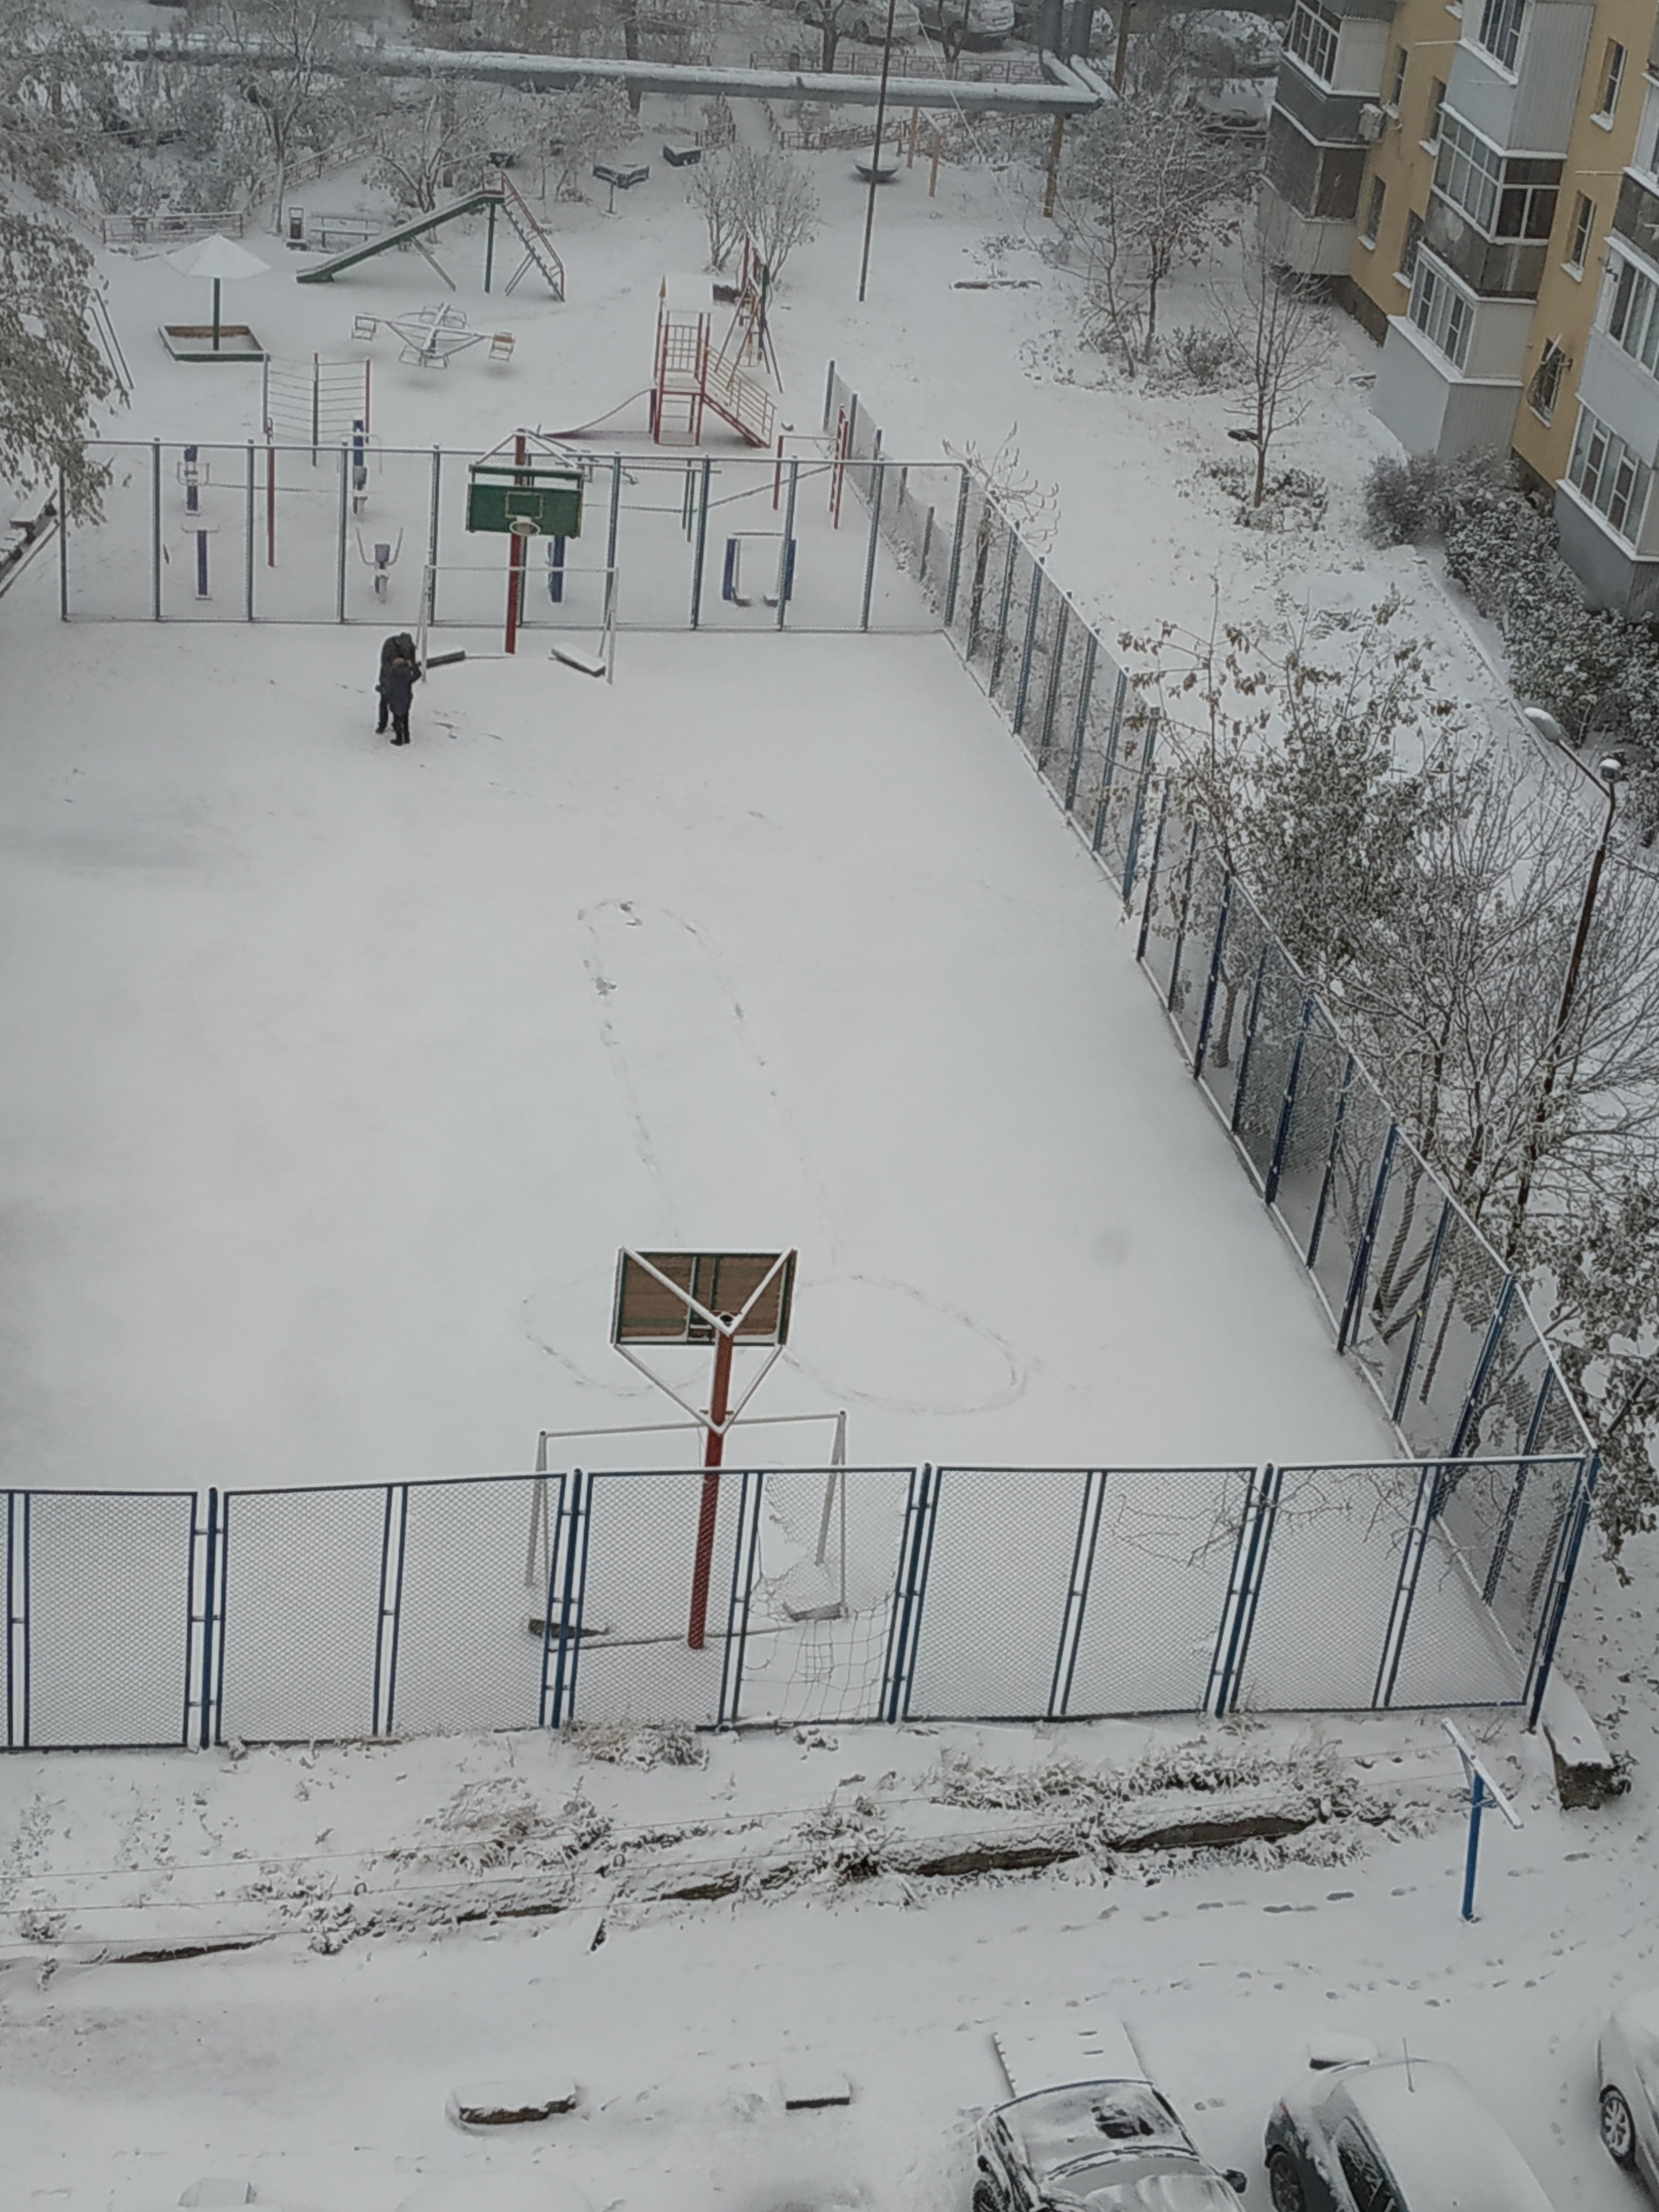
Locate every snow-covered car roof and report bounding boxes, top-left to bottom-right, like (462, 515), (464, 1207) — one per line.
(1333, 2060), (1553, 2212)
(1051, 2170), (1244, 2212)
(1611, 1988), (1659, 2095)
(997, 2082), (1192, 2172)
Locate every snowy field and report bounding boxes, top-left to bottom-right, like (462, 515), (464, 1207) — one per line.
(0, 598), (1397, 1494)
(2, 40), (1648, 2212)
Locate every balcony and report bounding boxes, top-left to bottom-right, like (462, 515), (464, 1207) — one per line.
(1614, 170), (1659, 264)
(1423, 196), (1550, 296)
(1445, 0), (1594, 156)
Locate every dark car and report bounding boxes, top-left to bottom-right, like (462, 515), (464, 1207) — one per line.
(975, 2080), (1247, 2212)
(1264, 2052), (1554, 2212)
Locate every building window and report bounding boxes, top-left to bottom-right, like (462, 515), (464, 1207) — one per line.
(1399, 209), (1425, 282)
(1285, 0), (1341, 83)
(1529, 342), (1567, 421)
(1426, 79), (1448, 144)
(1410, 253), (1474, 367)
(1567, 190), (1596, 271)
(1434, 113), (1559, 238)
(1595, 40), (1627, 118)
(1476, 0), (1525, 70)
(1569, 407), (1653, 540)
(1388, 45), (1408, 109)
(1606, 254), (1659, 377)
(1363, 176), (1387, 242)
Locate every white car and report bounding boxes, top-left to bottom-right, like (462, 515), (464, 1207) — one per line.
(1265, 2048), (1554, 2212)
(843, 0), (925, 39)
(1599, 1988), (1659, 2197)
(920, 0), (1016, 46)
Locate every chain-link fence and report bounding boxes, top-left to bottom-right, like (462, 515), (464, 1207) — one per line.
(3, 1451), (1593, 1749)
(826, 370), (1594, 1494)
(58, 439), (958, 637)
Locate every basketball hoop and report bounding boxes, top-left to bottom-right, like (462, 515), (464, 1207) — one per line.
(611, 1249), (797, 1650)
(508, 516), (539, 537)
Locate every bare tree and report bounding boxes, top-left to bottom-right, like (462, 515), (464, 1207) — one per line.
(945, 431), (1059, 650)
(1060, 88), (1251, 371)
(1218, 232), (1332, 509)
(729, 146), (819, 281)
(367, 79), (519, 212)
(208, 0), (361, 227)
(0, 0), (114, 203)
(688, 146), (744, 269)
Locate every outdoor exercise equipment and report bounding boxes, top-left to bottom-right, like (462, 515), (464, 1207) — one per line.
(722, 531), (795, 608)
(293, 173), (565, 300)
(357, 530), (403, 601)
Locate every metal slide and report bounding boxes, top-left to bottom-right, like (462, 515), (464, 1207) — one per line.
(295, 186), (565, 300)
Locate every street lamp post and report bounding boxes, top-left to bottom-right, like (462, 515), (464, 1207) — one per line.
(1507, 752), (1623, 1255)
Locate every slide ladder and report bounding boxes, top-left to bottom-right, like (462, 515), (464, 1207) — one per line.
(703, 349), (774, 447)
(498, 173), (566, 301)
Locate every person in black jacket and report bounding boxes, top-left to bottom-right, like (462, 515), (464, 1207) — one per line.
(376, 633), (418, 735)
(381, 637), (420, 744)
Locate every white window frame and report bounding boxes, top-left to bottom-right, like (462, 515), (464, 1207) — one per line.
(1569, 406), (1653, 543)
(1410, 251), (1475, 368)
(1594, 40), (1627, 121)
(1566, 190), (1595, 272)
(1285, 0), (1341, 84)
(1474, 0), (1524, 71)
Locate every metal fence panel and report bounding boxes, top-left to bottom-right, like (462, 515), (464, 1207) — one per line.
(1307, 1070), (1394, 1328)
(1392, 1213), (1507, 1456)
(388, 1473), (560, 1734)
(1270, 1008), (1350, 1263)
(1196, 882), (1269, 1132)
(565, 1468), (740, 1725)
(727, 1468), (914, 1725)
(9, 1490), (197, 1748)
(906, 1468), (1090, 1720)
(1234, 940), (1307, 1189)
(1347, 1140), (1446, 1421)
(219, 1483), (387, 1742)
(1063, 1470), (1252, 1715)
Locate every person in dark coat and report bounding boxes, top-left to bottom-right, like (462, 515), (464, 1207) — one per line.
(382, 637), (420, 745)
(376, 633), (418, 734)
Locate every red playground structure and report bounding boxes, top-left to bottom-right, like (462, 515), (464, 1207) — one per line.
(649, 250), (778, 449)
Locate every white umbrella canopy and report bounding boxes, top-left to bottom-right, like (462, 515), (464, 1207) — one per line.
(165, 232), (270, 349)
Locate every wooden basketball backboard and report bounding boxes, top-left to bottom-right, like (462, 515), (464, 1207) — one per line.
(612, 1250), (796, 1346)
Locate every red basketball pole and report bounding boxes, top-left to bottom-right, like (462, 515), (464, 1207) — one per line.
(686, 1321), (734, 1651)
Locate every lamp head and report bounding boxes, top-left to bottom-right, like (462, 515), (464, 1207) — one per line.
(1600, 755), (1625, 782)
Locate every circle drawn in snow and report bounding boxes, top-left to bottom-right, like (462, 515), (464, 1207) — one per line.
(787, 1275), (1026, 1416)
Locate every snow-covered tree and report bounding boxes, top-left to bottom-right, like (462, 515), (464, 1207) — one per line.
(731, 146), (819, 282)
(0, 0), (112, 202)
(367, 78), (520, 212)
(527, 80), (636, 200)
(1060, 87), (1251, 370)
(0, 212), (117, 520)
(205, 0), (364, 227)
(1218, 233), (1332, 510)
(688, 145), (744, 270)
(1532, 1176), (1659, 1555)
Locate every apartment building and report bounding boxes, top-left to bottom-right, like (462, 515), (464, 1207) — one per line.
(1261, 0), (1659, 615)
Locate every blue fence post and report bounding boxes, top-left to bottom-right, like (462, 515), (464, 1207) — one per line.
(1389, 1197), (1455, 1428)
(1227, 936), (1272, 1137)
(942, 467), (971, 631)
(1337, 1122), (1398, 1355)
(880, 1466), (937, 1722)
(531, 1470), (563, 1728)
(1063, 631), (1097, 816)
(1191, 876), (1232, 1081)
(1210, 1464), (1280, 1715)
(546, 1468), (592, 1728)
(1121, 719), (1158, 904)
(5, 1491), (23, 1750)
(1371, 1462), (1439, 1707)
(193, 1488), (222, 1750)
(718, 1470), (766, 1728)
(1525, 1453), (1599, 1726)
(1048, 1469), (1107, 1719)
(1448, 1275), (1516, 1459)
(1264, 990), (1315, 1207)
(987, 527), (1020, 692)
(1090, 667), (1129, 857)
(1135, 782), (1172, 962)
(1482, 1369), (1559, 1605)
(1162, 819), (1203, 1012)
(1305, 1051), (1356, 1271)
(1036, 597), (1069, 768)
(373, 1484), (409, 1737)
(1012, 561), (1045, 735)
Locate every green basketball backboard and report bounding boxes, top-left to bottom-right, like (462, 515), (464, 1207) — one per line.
(466, 462), (584, 537)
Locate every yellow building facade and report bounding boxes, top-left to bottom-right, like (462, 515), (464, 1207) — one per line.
(1262, 0), (1659, 613)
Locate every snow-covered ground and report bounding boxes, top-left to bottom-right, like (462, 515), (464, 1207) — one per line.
(3, 60), (1650, 2212)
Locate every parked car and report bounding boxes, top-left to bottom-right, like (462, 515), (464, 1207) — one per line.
(919, 0), (1016, 47)
(975, 2081), (1248, 2212)
(841, 0), (925, 40)
(1265, 2048), (1555, 2212)
(1599, 1988), (1659, 2197)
